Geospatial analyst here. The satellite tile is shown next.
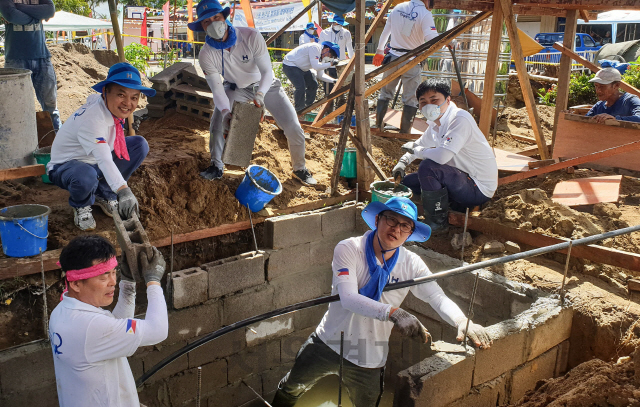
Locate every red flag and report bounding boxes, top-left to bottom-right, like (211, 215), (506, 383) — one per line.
(141, 8), (148, 46)
(315, 22), (322, 36)
(163, 1), (170, 39)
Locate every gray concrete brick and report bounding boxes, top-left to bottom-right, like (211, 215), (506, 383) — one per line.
(166, 300), (222, 345)
(128, 353), (144, 380)
(261, 364), (294, 395)
(511, 347), (558, 402)
(246, 313), (294, 348)
(188, 328), (246, 368)
(321, 204), (356, 237)
(309, 232), (355, 269)
(141, 341), (190, 382)
(147, 104), (175, 118)
(264, 212), (323, 249)
(280, 326), (315, 363)
(171, 267), (208, 309)
(271, 267), (333, 308)
(355, 211), (369, 233)
(526, 307), (573, 362)
(176, 100), (213, 121)
(402, 336), (437, 366)
(113, 211), (152, 282)
(448, 373), (508, 407)
(171, 84), (213, 107)
(203, 374), (262, 406)
(292, 303), (328, 331)
(203, 252), (265, 299)
(554, 340), (570, 376)
(266, 243), (310, 281)
(148, 90), (173, 105)
(223, 101), (263, 167)
(227, 340), (281, 383)
(0, 340), (55, 394)
(138, 381), (170, 407)
(168, 360), (227, 405)
(222, 285), (274, 325)
(473, 320), (527, 386)
(181, 64), (209, 90)
(149, 62), (190, 91)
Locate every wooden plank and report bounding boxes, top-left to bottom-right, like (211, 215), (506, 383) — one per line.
(347, 130), (387, 181)
(551, 175), (622, 206)
(500, 0), (548, 159)
(511, 133), (537, 144)
(551, 9), (577, 156)
(0, 164), (46, 181)
(516, 146), (542, 157)
(578, 9), (589, 22)
(430, 0), (605, 14)
(494, 148), (536, 172)
(500, 139), (640, 185)
(478, 2), (503, 136)
(449, 212), (640, 272)
(528, 159), (557, 169)
(265, 0), (317, 45)
(371, 129), (420, 140)
(379, 110), (428, 134)
(563, 111), (640, 130)
(503, 0), (640, 10)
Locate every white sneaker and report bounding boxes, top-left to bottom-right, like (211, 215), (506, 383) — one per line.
(73, 206), (96, 231)
(94, 196), (118, 218)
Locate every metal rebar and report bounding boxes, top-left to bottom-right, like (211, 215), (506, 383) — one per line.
(196, 366), (202, 407)
(247, 204), (259, 253)
(136, 223), (640, 387)
(355, 183), (358, 203)
(40, 249), (48, 339)
(338, 331), (344, 407)
(460, 207), (469, 264)
(170, 230), (174, 310)
(242, 380), (272, 406)
(463, 272), (480, 350)
(560, 240), (573, 304)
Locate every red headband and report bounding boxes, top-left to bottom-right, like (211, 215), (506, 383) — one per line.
(58, 257), (118, 301)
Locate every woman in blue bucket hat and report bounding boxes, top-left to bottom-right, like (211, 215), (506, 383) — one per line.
(48, 62), (154, 231)
(272, 197), (492, 406)
(189, 0), (317, 186)
(299, 22), (318, 45)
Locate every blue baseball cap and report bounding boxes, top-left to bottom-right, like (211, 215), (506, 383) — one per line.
(361, 197), (431, 242)
(306, 22), (315, 30)
(321, 41), (340, 59)
(187, 0), (230, 32)
(329, 15), (349, 26)
(92, 62), (156, 97)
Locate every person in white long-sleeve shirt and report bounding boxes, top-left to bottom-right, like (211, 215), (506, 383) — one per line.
(283, 41), (339, 113)
(190, 0), (317, 186)
(299, 22), (318, 45)
(318, 14), (353, 111)
(272, 197), (491, 406)
(49, 235), (168, 407)
(373, 0), (438, 133)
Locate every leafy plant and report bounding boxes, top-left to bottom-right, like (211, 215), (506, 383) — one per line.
(160, 47), (179, 69)
(622, 62), (640, 90)
(270, 50), (288, 88)
(568, 73), (596, 106)
(538, 84), (557, 106)
(124, 43), (152, 74)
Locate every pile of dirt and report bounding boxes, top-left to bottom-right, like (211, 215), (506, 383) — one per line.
(496, 105), (556, 142)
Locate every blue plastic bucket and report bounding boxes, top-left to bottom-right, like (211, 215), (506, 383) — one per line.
(336, 115), (357, 126)
(235, 165), (282, 212)
(0, 204), (50, 257)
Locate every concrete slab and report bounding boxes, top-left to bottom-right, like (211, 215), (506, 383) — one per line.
(523, 305), (573, 361)
(171, 267), (208, 309)
(203, 252), (265, 299)
(271, 266), (333, 309)
(223, 101), (264, 167)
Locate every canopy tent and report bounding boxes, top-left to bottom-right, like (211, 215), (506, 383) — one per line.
(0, 11), (112, 31)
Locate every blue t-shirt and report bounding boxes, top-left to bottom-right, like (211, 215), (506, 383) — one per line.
(0, 0), (55, 60)
(586, 92), (640, 123)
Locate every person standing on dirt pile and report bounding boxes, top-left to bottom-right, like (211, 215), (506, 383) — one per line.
(0, 0), (61, 130)
(190, 0), (317, 186)
(283, 41), (340, 114)
(318, 15), (353, 111)
(49, 235), (168, 407)
(373, 0), (439, 134)
(272, 197), (491, 407)
(47, 63), (153, 231)
(392, 79), (498, 233)
(586, 68), (640, 124)
(299, 22), (318, 45)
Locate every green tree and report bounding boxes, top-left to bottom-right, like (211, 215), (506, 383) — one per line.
(53, 0), (92, 16)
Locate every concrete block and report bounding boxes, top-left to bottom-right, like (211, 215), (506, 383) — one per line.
(309, 233), (353, 269)
(483, 241), (505, 254)
(138, 381), (170, 407)
(525, 306), (573, 361)
(222, 101), (263, 167)
(168, 360), (227, 405)
(0, 381), (59, 407)
(321, 204), (356, 237)
(227, 340), (281, 383)
(292, 304), (328, 331)
(181, 64), (209, 90)
(402, 336), (437, 366)
(128, 353), (144, 379)
(355, 212), (369, 233)
(448, 374), (508, 407)
(141, 340), (190, 382)
(271, 267), (333, 308)
(171, 267), (208, 309)
(149, 62), (190, 91)
(473, 320), (527, 386)
(266, 243), (310, 281)
(166, 300), (222, 345)
(171, 84), (213, 107)
(554, 340), (570, 376)
(246, 313), (294, 347)
(406, 245), (461, 273)
(510, 347), (558, 402)
(148, 90), (173, 105)
(0, 340), (55, 394)
(176, 100), (213, 121)
(188, 328), (246, 368)
(264, 212), (323, 249)
(222, 285), (274, 325)
(280, 327), (315, 363)
(261, 364), (293, 395)
(147, 103), (175, 118)
(203, 252), (265, 299)
(451, 232), (472, 250)
(204, 374), (261, 406)
(505, 241), (521, 253)
(113, 211), (152, 282)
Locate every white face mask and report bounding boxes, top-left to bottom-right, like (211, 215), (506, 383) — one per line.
(206, 20), (227, 40)
(421, 100), (447, 121)
(306, 28), (315, 35)
(332, 25), (341, 32)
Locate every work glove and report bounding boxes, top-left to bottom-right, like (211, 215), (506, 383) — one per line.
(117, 187), (139, 220)
(140, 247), (166, 285)
(253, 91), (265, 108)
(373, 52), (385, 67)
(389, 308), (430, 344)
(401, 141), (418, 154)
(456, 319), (492, 349)
(221, 109), (232, 137)
(392, 159), (408, 182)
(330, 58), (339, 67)
(119, 253), (135, 283)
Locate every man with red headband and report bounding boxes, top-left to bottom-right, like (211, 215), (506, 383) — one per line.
(49, 235), (168, 407)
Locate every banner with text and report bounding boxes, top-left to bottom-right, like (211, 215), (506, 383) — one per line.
(233, 2), (319, 33)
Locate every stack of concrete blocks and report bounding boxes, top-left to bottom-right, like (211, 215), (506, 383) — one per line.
(147, 62), (191, 118)
(171, 64), (214, 122)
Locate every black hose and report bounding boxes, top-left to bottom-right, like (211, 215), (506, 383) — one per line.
(136, 223), (640, 387)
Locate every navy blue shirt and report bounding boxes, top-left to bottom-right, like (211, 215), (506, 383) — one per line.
(586, 92), (640, 123)
(0, 0), (55, 60)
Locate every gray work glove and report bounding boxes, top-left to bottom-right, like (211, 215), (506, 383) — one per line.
(401, 141), (418, 154)
(253, 91), (265, 108)
(330, 58), (339, 66)
(116, 187), (139, 220)
(392, 159), (408, 181)
(457, 319), (492, 349)
(119, 253), (135, 282)
(221, 109), (232, 137)
(140, 247), (166, 285)
(389, 308), (430, 343)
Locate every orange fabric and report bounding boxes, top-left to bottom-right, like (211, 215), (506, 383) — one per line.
(187, 0), (194, 41)
(373, 53), (384, 67)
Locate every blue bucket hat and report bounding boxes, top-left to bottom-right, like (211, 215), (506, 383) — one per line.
(92, 62), (156, 97)
(305, 22), (315, 30)
(328, 15), (349, 26)
(188, 0), (231, 32)
(361, 197), (431, 242)
(321, 41), (340, 59)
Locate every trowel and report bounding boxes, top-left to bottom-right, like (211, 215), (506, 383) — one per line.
(430, 340), (467, 353)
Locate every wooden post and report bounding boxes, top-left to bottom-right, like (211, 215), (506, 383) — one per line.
(317, 1), (322, 28)
(108, 0), (125, 62)
(551, 9), (577, 156)
(499, 0), (548, 159)
(331, 82), (356, 195)
(478, 2), (503, 136)
(266, 0), (318, 45)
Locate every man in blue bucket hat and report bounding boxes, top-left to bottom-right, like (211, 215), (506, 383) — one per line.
(318, 14), (354, 111)
(299, 22), (318, 45)
(190, 0), (317, 186)
(273, 197), (491, 406)
(47, 62), (155, 231)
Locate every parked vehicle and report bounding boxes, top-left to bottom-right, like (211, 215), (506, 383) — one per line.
(531, 32), (601, 64)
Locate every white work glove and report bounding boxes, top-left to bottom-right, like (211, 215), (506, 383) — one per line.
(456, 319), (492, 349)
(389, 308), (430, 343)
(392, 159), (408, 181)
(330, 58), (339, 66)
(253, 91), (265, 108)
(221, 109), (232, 137)
(116, 187), (139, 220)
(401, 141), (418, 154)
(141, 247), (166, 285)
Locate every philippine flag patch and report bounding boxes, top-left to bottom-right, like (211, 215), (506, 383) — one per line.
(95, 137), (107, 144)
(430, 26), (437, 30)
(126, 319), (137, 335)
(338, 268), (350, 276)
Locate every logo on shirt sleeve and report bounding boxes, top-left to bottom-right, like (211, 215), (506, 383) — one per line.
(95, 137), (107, 144)
(126, 319), (137, 335)
(338, 268), (350, 276)
(430, 26), (437, 30)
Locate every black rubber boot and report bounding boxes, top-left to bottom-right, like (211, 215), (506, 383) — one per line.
(421, 187), (449, 234)
(375, 99), (390, 129)
(400, 105), (418, 134)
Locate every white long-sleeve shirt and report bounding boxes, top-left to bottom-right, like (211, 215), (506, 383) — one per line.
(49, 281), (168, 407)
(48, 94), (128, 193)
(299, 31), (317, 45)
(318, 26), (354, 60)
(199, 27), (274, 112)
(283, 42), (335, 83)
(376, 0), (438, 57)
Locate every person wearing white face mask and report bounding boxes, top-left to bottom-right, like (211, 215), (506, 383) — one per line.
(189, 0), (317, 186)
(318, 14), (354, 111)
(392, 79), (498, 232)
(299, 22), (318, 45)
